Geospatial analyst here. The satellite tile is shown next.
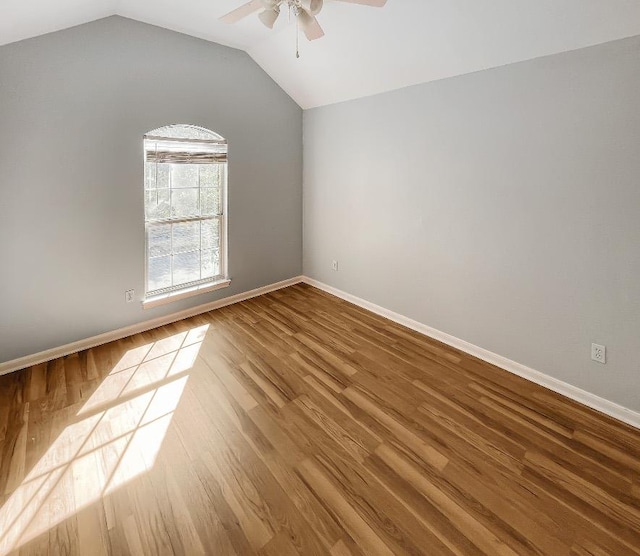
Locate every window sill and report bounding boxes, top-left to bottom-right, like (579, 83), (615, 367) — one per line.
(143, 279), (231, 309)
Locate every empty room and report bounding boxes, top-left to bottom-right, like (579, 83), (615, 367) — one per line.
(1, 0), (639, 554)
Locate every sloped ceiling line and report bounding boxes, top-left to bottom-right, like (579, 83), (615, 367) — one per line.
(2, 0), (640, 108)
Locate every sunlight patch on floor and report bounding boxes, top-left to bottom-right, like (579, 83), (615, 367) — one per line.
(0, 324), (209, 554)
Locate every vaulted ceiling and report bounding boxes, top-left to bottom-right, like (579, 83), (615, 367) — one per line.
(3, 0), (640, 108)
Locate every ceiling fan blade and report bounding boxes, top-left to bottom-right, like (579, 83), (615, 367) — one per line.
(331, 0), (387, 6)
(220, 0), (264, 24)
(298, 10), (325, 41)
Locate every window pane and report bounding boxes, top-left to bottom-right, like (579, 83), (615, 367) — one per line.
(171, 189), (199, 218)
(148, 125), (223, 141)
(145, 189), (170, 220)
(171, 165), (198, 188)
(147, 223), (171, 257)
(145, 162), (156, 189)
(157, 164), (170, 188)
(173, 251), (200, 285)
(201, 249), (220, 278)
(201, 218), (220, 249)
(148, 256), (171, 291)
(201, 188), (221, 216)
(200, 165), (224, 188)
(172, 221), (200, 254)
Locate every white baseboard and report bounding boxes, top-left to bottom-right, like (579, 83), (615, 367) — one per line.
(301, 276), (640, 430)
(4, 274), (639, 430)
(0, 276), (304, 377)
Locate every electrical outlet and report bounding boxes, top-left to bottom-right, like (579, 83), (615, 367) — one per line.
(125, 289), (135, 303)
(332, 260), (339, 271)
(591, 343), (606, 364)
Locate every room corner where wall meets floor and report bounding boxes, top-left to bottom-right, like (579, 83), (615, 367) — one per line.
(3, 271), (638, 432)
(303, 33), (640, 417)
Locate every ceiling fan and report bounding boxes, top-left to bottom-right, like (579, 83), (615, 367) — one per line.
(220, 0), (388, 42)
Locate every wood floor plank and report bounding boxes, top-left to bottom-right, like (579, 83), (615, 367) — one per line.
(374, 444), (521, 556)
(297, 458), (396, 556)
(1, 283), (639, 555)
(342, 387), (448, 472)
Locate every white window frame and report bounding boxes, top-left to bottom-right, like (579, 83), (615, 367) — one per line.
(142, 125), (230, 308)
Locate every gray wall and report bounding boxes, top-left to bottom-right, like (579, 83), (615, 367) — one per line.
(304, 36), (640, 412)
(0, 16), (302, 363)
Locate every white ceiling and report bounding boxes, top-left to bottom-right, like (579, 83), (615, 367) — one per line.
(3, 0), (640, 108)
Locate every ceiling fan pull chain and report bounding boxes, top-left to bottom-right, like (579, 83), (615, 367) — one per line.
(296, 16), (300, 58)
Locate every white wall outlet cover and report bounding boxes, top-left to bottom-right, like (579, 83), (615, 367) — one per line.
(332, 260), (339, 271)
(125, 290), (135, 303)
(591, 343), (606, 364)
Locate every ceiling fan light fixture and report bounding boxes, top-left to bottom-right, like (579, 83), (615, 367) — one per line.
(258, 6), (280, 29)
(299, 0), (323, 16)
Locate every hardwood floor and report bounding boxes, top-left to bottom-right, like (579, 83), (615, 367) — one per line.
(1, 283), (639, 555)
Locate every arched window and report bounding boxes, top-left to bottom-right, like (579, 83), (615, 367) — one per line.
(143, 125), (229, 305)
